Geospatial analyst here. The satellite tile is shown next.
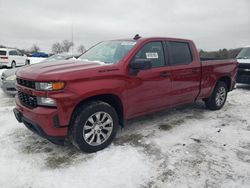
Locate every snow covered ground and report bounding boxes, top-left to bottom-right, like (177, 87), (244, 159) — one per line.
(0, 68), (250, 188)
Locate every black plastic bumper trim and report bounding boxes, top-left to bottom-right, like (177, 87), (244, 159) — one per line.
(13, 108), (66, 145)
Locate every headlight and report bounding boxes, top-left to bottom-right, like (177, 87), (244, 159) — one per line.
(35, 82), (65, 91)
(37, 97), (56, 106)
(5, 75), (16, 81)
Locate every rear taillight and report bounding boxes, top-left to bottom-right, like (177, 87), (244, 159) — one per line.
(0, 56), (8, 59)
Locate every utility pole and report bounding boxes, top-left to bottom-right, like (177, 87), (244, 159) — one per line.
(71, 23), (74, 55)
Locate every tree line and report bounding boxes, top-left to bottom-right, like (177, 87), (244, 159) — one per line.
(51, 40), (85, 54)
(1, 42), (242, 59)
(199, 48), (242, 59)
(0, 40), (86, 55)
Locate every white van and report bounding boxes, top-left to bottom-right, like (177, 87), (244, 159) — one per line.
(0, 48), (29, 68)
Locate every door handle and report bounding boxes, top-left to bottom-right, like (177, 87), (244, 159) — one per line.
(160, 72), (171, 77)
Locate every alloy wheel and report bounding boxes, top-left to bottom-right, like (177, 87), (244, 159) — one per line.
(83, 111), (113, 146)
(215, 87), (226, 106)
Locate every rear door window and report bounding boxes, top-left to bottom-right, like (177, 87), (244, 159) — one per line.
(0, 50), (6, 56)
(168, 42), (192, 65)
(9, 50), (18, 56)
(17, 50), (23, 56)
(133, 42), (165, 68)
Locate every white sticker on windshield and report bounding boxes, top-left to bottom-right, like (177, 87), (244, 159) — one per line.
(121, 41), (136, 46)
(146, 52), (159, 59)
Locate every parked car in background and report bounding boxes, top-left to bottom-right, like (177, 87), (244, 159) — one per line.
(0, 53), (78, 96)
(13, 36), (238, 153)
(0, 48), (29, 68)
(31, 52), (49, 58)
(40, 53), (80, 63)
(0, 68), (17, 96)
(236, 46), (250, 84)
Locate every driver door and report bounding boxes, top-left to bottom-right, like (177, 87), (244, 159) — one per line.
(126, 41), (172, 118)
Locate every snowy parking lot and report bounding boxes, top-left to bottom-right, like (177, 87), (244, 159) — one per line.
(0, 68), (250, 188)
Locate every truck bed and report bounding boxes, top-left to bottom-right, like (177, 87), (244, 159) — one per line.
(198, 59), (238, 99)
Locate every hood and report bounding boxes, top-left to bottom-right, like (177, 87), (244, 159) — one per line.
(16, 59), (113, 81)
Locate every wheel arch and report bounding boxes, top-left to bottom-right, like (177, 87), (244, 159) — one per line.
(71, 93), (125, 128)
(203, 75), (232, 100)
(217, 76), (231, 91)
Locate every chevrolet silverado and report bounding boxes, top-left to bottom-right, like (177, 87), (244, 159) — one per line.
(13, 36), (238, 152)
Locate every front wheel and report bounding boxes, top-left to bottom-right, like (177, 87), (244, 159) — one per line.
(70, 101), (119, 153)
(204, 81), (228, 110)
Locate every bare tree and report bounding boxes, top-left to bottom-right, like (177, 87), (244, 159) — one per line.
(62, 40), (73, 52)
(78, 45), (86, 53)
(19, 49), (29, 55)
(30, 44), (40, 53)
(51, 42), (63, 54)
(51, 40), (74, 53)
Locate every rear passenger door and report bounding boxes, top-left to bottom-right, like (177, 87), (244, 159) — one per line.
(9, 50), (18, 65)
(166, 41), (201, 105)
(9, 50), (19, 65)
(127, 41), (172, 117)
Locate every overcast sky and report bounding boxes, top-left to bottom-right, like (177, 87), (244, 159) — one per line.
(0, 0), (249, 52)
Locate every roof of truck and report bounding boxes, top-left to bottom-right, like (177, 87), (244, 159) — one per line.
(113, 37), (193, 43)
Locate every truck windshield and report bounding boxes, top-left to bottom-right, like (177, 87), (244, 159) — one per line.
(79, 40), (137, 64)
(237, 47), (250, 59)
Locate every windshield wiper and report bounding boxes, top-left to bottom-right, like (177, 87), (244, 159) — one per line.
(90, 60), (112, 64)
(79, 58), (112, 64)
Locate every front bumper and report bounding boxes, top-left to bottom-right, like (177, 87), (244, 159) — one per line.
(13, 108), (66, 145)
(1, 80), (17, 95)
(0, 62), (8, 68)
(14, 96), (68, 145)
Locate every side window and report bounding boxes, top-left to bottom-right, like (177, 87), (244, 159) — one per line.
(17, 50), (23, 56)
(9, 50), (18, 56)
(169, 42), (192, 65)
(133, 42), (165, 68)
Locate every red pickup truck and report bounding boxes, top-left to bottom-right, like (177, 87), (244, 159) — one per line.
(14, 36), (238, 152)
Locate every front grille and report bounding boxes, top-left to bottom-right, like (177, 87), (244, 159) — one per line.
(239, 63), (250, 69)
(7, 88), (16, 91)
(18, 91), (37, 108)
(17, 78), (35, 89)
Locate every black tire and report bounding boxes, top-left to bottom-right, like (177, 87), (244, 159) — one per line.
(205, 81), (228, 110)
(11, 61), (16, 68)
(25, 60), (30, 65)
(70, 101), (119, 153)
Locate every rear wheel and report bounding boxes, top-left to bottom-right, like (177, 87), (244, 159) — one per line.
(70, 101), (119, 153)
(11, 61), (16, 68)
(25, 59), (30, 65)
(205, 81), (228, 110)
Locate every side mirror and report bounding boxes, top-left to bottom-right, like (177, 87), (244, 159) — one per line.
(130, 59), (152, 75)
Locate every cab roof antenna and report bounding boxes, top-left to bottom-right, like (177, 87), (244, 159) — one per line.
(133, 34), (141, 40)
